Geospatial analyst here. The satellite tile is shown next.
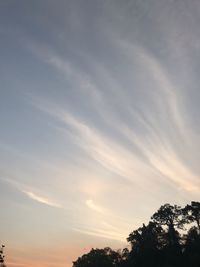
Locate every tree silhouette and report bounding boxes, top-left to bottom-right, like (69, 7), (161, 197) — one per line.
(183, 226), (200, 267)
(183, 201), (200, 232)
(73, 247), (122, 267)
(151, 204), (184, 247)
(127, 222), (164, 267)
(0, 245), (5, 267)
(72, 202), (200, 267)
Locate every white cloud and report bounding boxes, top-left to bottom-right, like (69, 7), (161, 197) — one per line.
(85, 199), (105, 214)
(26, 41), (102, 102)
(28, 38), (200, 199)
(23, 191), (62, 208)
(31, 95), (200, 195)
(73, 227), (126, 243)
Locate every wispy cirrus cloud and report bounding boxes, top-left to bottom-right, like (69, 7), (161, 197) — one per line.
(27, 37), (200, 197)
(32, 94), (200, 194)
(115, 41), (200, 192)
(73, 226), (126, 243)
(23, 190), (62, 208)
(26, 40), (102, 102)
(86, 199), (105, 214)
(31, 100), (152, 186)
(0, 176), (64, 209)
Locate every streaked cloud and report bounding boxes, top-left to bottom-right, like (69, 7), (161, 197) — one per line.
(23, 191), (62, 208)
(85, 199), (105, 214)
(31, 93), (200, 194)
(73, 227), (126, 243)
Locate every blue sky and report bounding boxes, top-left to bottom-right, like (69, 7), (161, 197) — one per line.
(0, 0), (200, 266)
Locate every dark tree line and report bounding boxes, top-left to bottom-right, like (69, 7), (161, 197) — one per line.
(73, 202), (200, 267)
(0, 244), (6, 267)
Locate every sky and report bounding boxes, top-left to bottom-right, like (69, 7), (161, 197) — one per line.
(0, 0), (200, 266)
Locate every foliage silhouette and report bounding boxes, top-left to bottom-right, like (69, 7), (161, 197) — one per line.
(183, 202), (200, 231)
(72, 247), (122, 267)
(183, 226), (200, 267)
(127, 222), (164, 267)
(73, 202), (200, 267)
(0, 244), (5, 267)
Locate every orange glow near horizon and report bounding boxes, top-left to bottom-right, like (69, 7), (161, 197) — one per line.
(6, 246), (86, 267)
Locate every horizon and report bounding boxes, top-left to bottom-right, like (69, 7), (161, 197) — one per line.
(0, 1), (200, 266)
